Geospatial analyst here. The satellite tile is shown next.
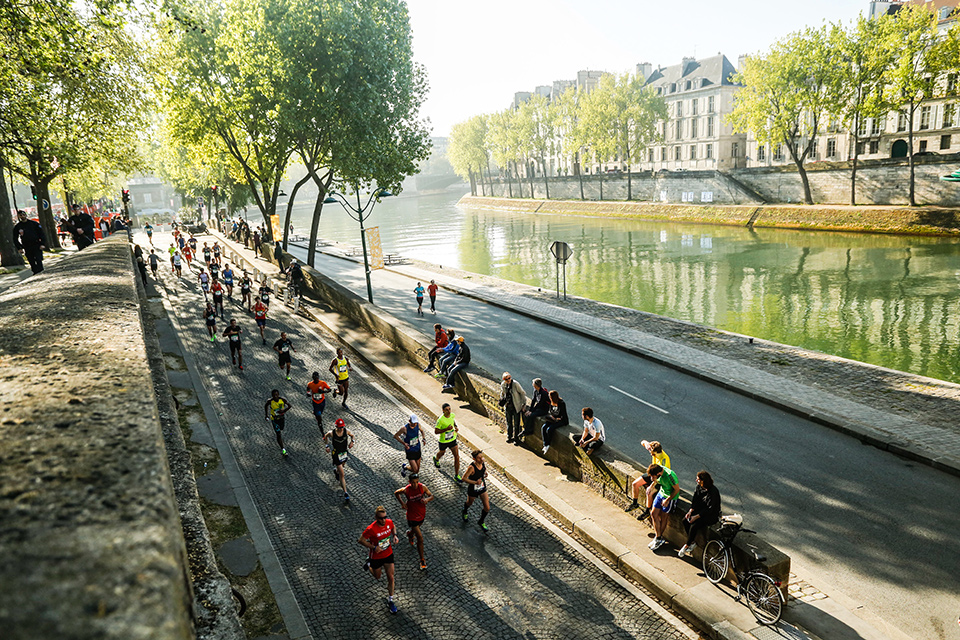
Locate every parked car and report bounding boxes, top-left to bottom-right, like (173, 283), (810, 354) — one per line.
(913, 151), (939, 158)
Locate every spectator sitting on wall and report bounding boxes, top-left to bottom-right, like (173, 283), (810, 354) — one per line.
(522, 378), (550, 436)
(574, 407), (605, 456)
(627, 440), (672, 519)
(423, 323), (449, 373)
(540, 390), (568, 455)
(679, 470), (721, 558)
(441, 336), (470, 392)
(436, 330), (459, 375)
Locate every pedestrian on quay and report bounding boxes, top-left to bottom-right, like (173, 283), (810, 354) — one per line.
(323, 418), (355, 501)
(358, 506), (400, 614)
(540, 390), (568, 455)
(461, 449), (491, 531)
(679, 471), (721, 558)
(306, 371), (331, 435)
(427, 279), (438, 313)
(432, 402), (461, 480)
(67, 204), (96, 250)
(522, 378), (550, 437)
(223, 319), (243, 370)
(628, 440), (672, 518)
(253, 229), (261, 257)
(273, 241), (283, 264)
(329, 347), (352, 409)
(394, 473), (434, 571)
(264, 389), (291, 456)
(12, 210), (47, 274)
(499, 372), (527, 445)
(422, 323), (449, 373)
(647, 463), (680, 551)
(395, 414), (424, 477)
(273, 331), (297, 380)
(575, 407), (605, 456)
(134, 245), (148, 286)
(414, 282), (425, 316)
(441, 336), (470, 392)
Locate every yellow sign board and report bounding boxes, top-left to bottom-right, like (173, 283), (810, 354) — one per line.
(270, 214), (281, 241)
(367, 226), (384, 270)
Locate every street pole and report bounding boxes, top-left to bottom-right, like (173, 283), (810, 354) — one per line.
(359, 209), (374, 304)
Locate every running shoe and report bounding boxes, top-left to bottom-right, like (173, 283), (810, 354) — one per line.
(401, 463), (408, 478)
(455, 474), (463, 482)
(462, 512), (468, 521)
(406, 530), (414, 546)
(388, 600), (398, 614)
(343, 492), (350, 501)
(262, 339), (266, 345)
(238, 365), (243, 370)
(648, 537), (660, 550)
(286, 375), (290, 381)
(210, 336), (215, 342)
(281, 448), (288, 456)
(422, 366), (434, 373)
(433, 456), (440, 468)
(419, 561), (427, 570)
(362, 559), (371, 572)
(441, 384), (454, 391)
(480, 522), (489, 531)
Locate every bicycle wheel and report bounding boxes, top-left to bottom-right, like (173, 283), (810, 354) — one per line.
(744, 573), (783, 625)
(702, 540), (728, 584)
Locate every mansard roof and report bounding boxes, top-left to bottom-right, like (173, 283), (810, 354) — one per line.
(644, 54), (740, 91)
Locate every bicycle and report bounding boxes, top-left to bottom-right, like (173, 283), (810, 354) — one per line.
(701, 514), (785, 625)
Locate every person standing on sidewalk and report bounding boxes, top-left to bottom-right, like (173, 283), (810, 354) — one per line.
(12, 210), (46, 274)
(442, 336), (470, 392)
(223, 319), (243, 370)
(306, 372), (331, 435)
(422, 324), (449, 373)
(522, 378), (550, 437)
(427, 279), (438, 313)
(432, 403), (461, 481)
(499, 372), (527, 445)
(647, 463), (680, 551)
(679, 470), (721, 558)
(540, 390), (568, 455)
(67, 204), (96, 250)
(358, 506), (400, 614)
(264, 389), (291, 456)
(323, 418), (355, 501)
(273, 331), (297, 380)
(461, 450), (492, 531)
(329, 347), (352, 409)
(394, 414), (424, 477)
(627, 440), (671, 517)
(575, 408), (605, 456)
(394, 473), (434, 570)
(414, 282), (425, 316)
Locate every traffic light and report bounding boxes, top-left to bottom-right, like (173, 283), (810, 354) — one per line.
(122, 190), (130, 204)
(30, 185), (36, 200)
(211, 185), (218, 194)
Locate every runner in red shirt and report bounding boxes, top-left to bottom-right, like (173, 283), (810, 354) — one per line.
(358, 506), (400, 614)
(253, 300), (268, 345)
(427, 280), (439, 313)
(394, 473), (434, 570)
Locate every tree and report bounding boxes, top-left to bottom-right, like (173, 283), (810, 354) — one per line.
(729, 26), (840, 205)
(885, 4), (959, 206)
(830, 15), (898, 205)
(517, 95), (555, 199)
(0, 157), (24, 268)
(486, 110), (520, 197)
(552, 87), (587, 200)
(449, 115), (489, 196)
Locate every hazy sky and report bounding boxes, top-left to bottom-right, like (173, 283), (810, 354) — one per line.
(406, 0), (871, 136)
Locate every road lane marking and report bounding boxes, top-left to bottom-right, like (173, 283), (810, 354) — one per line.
(609, 386), (669, 414)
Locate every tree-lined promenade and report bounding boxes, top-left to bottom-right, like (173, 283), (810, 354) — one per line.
(448, 4), (960, 207)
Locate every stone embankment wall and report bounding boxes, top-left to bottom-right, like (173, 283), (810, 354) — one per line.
(0, 238), (239, 640)
(248, 239), (789, 586)
(476, 154), (960, 208)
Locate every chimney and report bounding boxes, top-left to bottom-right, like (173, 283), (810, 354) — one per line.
(636, 62), (653, 81)
(738, 54), (749, 71)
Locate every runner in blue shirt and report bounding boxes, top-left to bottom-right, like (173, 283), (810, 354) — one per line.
(413, 282), (425, 317)
(222, 264), (235, 299)
(394, 414), (425, 477)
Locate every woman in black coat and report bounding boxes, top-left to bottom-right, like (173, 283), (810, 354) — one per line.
(679, 470), (721, 557)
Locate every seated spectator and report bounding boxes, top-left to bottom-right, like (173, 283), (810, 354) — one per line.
(442, 336), (470, 392)
(574, 408), (605, 456)
(627, 440), (672, 518)
(540, 390), (568, 455)
(436, 330), (459, 374)
(522, 378), (550, 436)
(647, 463), (679, 552)
(423, 324), (449, 373)
(679, 471), (721, 558)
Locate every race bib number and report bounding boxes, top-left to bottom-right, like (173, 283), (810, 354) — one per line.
(230, 335), (239, 342)
(312, 393), (324, 402)
(282, 345), (289, 352)
(408, 436), (419, 447)
(338, 451), (348, 463)
(376, 537), (390, 551)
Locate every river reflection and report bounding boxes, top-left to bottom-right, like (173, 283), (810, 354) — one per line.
(289, 190), (960, 383)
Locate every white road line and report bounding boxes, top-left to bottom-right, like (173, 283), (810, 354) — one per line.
(610, 385), (670, 414)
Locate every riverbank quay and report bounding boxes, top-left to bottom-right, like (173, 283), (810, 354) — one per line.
(211, 229), (914, 640)
(458, 194), (960, 236)
(0, 237), (242, 640)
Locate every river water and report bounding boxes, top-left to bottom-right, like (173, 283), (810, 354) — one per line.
(287, 190), (960, 384)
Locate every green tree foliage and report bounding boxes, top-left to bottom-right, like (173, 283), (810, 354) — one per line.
(449, 115), (489, 196)
(729, 26), (840, 205)
(551, 87), (587, 199)
(517, 95), (554, 198)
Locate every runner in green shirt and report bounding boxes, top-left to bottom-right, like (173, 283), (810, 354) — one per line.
(432, 403), (461, 481)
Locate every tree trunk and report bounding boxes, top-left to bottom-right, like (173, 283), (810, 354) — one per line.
(468, 168), (476, 196)
(528, 161), (536, 198)
(627, 163), (632, 201)
(541, 155), (550, 199)
(850, 133), (859, 206)
(507, 166), (513, 198)
(908, 101), (916, 206)
(577, 153), (585, 200)
(599, 173), (604, 201)
(306, 172), (333, 267)
(282, 173), (311, 251)
(0, 158), (25, 268)
(36, 179), (62, 249)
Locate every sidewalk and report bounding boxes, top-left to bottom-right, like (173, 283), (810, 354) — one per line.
(211, 230), (914, 640)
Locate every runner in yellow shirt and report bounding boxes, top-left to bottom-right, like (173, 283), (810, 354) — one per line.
(432, 403), (461, 481)
(329, 347), (352, 409)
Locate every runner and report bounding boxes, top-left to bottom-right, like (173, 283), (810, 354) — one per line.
(306, 371), (331, 435)
(202, 302), (218, 342)
(263, 389), (290, 456)
(432, 402), (461, 481)
(202, 242), (212, 267)
(144, 223), (154, 245)
(393, 473), (433, 570)
(328, 347), (352, 409)
(148, 249), (160, 279)
(461, 449), (492, 531)
(197, 268), (210, 299)
(258, 281), (273, 309)
(358, 506), (400, 614)
(212, 241), (222, 265)
(172, 250), (183, 278)
(414, 282), (425, 316)
(182, 243), (193, 269)
(211, 278), (225, 319)
(222, 264), (235, 299)
(240, 272), (253, 310)
(168, 243), (176, 273)
(209, 259), (220, 282)
(253, 298), (268, 344)
(323, 418), (355, 500)
(427, 280), (438, 313)
(188, 235), (197, 253)
(394, 414), (424, 477)
(223, 319), (243, 370)
(273, 331), (297, 380)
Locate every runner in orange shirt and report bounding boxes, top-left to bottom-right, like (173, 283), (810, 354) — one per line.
(306, 371), (331, 435)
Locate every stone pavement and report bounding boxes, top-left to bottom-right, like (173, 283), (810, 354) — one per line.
(150, 234), (700, 640)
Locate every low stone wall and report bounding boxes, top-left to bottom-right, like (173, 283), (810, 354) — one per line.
(0, 238), (195, 639)
(246, 238), (790, 588)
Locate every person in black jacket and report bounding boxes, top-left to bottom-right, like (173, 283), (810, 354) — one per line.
(523, 377), (550, 436)
(441, 336), (470, 392)
(67, 204), (96, 250)
(12, 210), (47, 273)
(679, 470), (721, 558)
(540, 390), (568, 455)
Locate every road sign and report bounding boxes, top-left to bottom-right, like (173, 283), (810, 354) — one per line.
(550, 240), (573, 263)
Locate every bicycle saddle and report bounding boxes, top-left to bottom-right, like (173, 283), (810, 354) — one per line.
(721, 514), (743, 526)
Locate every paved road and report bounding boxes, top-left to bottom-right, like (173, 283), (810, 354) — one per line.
(153, 246), (698, 640)
(285, 242), (960, 640)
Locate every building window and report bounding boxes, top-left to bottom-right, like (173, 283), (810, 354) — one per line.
(948, 74), (958, 95)
(941, 134), (952, 150)
(898, 111), (908, 132)
(676, 102), (683, 118)
(731, 142), (739, 157)
(692, 99), (699, 116)
(685, 80), (691, 91)
(674, 146), (682, 161)
(919, 139), (928, 152)
(676, 120), (683, 140)
(757, 144), (766, 161)
(649, 148), (655, 162)
(689, 144), (697, 160)
(920, 106), (931, 130)
(944, 104), (954, 128)
(706, 116), (714, 137)
(870, 118), (881, 136)
(773, 143), (784, 161)
(858, 118), (868, 137)
(870, 140), (879, 154)
(856, 141), (866, 155)
(660, 147), (667, 161)
(670, 83), (676, 93)
(827, 138), (837, 157)
(811, 137), (819, 157)
(691, 118), (698, 139)
(706, 143), (714, 159)
(708, 96), (715, 113)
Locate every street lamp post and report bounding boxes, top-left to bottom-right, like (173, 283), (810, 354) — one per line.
(324, 187), (392, 304)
